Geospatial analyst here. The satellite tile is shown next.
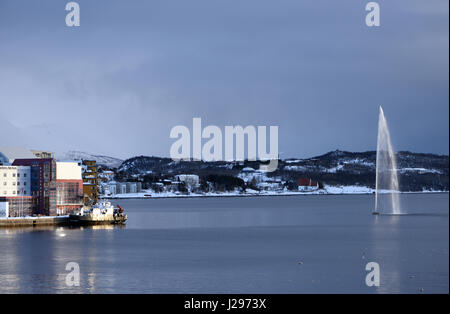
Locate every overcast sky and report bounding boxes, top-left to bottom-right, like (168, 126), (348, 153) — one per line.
(0, 0), (448, 159)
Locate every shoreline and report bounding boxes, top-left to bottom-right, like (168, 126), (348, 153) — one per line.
(0, 215), (70, 228)
(102, 190), (449, 200)
(2, 192), (447, 226)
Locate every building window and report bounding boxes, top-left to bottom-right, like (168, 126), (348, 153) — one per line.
(12, 173), (16, 177)
(3, 173), (6, 177)
(12, 191), (16, 195)
(3, 182), (5, 186)
(12, 182), (16, 186)
(24, 173), (27, 177)
(24, 182), (27, 186)
(17, 182), (20, 186)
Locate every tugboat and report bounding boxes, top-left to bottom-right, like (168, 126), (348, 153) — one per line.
(69, 202), (127, 226)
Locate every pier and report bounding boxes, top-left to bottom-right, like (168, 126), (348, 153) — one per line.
(0, 216), (70, 228)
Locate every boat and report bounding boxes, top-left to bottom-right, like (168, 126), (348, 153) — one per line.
(69, 202), (127, 225)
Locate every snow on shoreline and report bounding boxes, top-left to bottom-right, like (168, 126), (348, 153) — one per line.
(103, 186), (448, 200)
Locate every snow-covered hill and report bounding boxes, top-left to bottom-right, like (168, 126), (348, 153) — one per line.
(114, 150), (449, 192)
(56, 151), (123, 168)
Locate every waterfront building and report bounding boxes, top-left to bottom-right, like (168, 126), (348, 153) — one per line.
(0, 148), (78, 217)
(82, 160), (98, 205)
(56, 162), (83, 215)
(0, 165), (33, 216)
(105, 183), (117, 195)
(126, 182), (137, 193)
(12, 158), (57, 216)
(136, 182), (142, 193)
(101, 181), (142, 196)
(116, 182), (127, 194)
(0, 166), (31, 196)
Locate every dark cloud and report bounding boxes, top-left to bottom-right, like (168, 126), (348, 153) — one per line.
(0, 0), (448, 159)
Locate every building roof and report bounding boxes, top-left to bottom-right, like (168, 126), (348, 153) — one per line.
(0, 147), (36, 164)
(298, 178), (318, 186)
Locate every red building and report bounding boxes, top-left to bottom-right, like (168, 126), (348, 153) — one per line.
(12, 158), (57, 216)
(298, 178), (319, 191)
(56, 180), (83, 215)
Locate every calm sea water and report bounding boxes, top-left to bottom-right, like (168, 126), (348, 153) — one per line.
(0, 193), (448, 294)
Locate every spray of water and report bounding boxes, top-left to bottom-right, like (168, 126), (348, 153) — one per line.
(375, 106), (401, 214)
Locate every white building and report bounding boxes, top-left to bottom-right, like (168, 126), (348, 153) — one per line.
(99, 171), (115, 181)
(174, 174), (199, 190)
(238, 168), (264, 183)
(116, 183), (127, 194)
(56, 162), (82, 180)
(0, 165), (31, 197)
(106, 183), (117, 195)
(126, 182), (137, 193)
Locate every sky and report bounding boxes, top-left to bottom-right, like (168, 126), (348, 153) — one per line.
(0, 0), (448, 160)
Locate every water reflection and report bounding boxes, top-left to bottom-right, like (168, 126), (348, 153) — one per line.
(0, 194), (447, 293)
(370, 214), (401, 293)
(0, 224), (125, 293)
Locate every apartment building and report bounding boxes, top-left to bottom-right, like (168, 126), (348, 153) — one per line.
(81, 160), (98, 205)
(13, 158), (57, 216)
(0, 165), (33, 216)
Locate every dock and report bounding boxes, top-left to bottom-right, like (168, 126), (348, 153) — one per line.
(0, 216), (70, 228)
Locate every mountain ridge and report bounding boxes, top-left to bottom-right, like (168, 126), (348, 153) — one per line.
(56, 150), (124, 168)
(113, 150), (449, 192)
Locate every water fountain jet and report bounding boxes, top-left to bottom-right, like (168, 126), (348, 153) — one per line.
(374, 106), (401, 215)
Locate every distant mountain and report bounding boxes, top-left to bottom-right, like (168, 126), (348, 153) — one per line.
(117, 155), (238, 176)
(278, 150), (449, 191)
(115, 150), (449, 192)
(56, 151), (123, 168)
